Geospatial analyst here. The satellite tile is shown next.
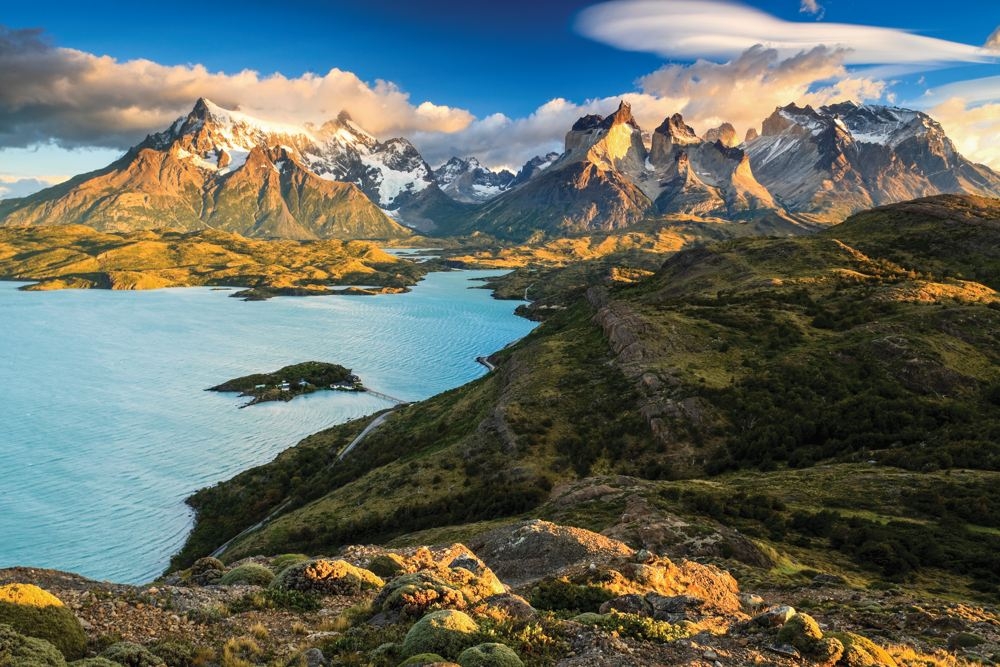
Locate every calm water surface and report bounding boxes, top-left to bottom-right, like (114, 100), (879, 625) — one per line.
(0, 271), (535, 582)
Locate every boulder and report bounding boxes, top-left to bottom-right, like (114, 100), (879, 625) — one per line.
(457, 642), (523, 667)
(219, 563), (275, 587)
(272, 559), (384, 596)
(188, 557), (226, 586)
(401, 610), (480, 659)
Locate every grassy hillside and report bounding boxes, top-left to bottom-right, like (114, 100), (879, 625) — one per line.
(0, 225), (426, 293)
(176, 195), (1000, 601)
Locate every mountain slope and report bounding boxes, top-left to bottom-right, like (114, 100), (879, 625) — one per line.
(177, 195), (1000, 602)
(0, 99), (414, 240)
(745, 102), (1000, 222)
(433, 157), (515, 203)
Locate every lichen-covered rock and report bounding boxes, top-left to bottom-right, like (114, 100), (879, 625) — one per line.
(830, 632), (898, 667)
(0, 623), (67, 666)
(471, 594), (537, 620)
(367, 553), (409, 579)
(272, 559), (384, 596)
(375, 572), (468, 617)
(778, 613), (823, 649)
(100, 642), (166, 667)
(599, 594), (653, 617)
(219, 563), (275, 587)
(189, 557), (226, 586)
(0, 584), (86, 659)
(401, 610), (480, 659)
(457, 643), (523, 667)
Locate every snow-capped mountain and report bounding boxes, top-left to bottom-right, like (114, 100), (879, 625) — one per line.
(432, 157), (515, 203)
(0, 99), (414, 239)
(744, 102), (1000, 222)
(149, 99), (436, 213)
(509, 153), (561, 188)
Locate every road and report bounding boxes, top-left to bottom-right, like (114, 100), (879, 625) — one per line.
(209, 405), (400, 558)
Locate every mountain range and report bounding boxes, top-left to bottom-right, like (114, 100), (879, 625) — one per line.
(2, 98), (999, 240)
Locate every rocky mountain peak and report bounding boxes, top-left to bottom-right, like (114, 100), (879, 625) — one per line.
(655, 114), (701, 145)
(745, 127), (760, 143)
(600, 100), (640, 130)
(704, 123), (739, 148)
(571, 114), (604, 132)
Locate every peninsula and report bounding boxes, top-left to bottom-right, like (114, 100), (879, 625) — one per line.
(208, 361), (364, 407)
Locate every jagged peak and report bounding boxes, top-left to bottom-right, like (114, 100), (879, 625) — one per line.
(655, 113), (701, 145)
(599, 100), (640, 130)
(571, 114), (604, 132)
(704, 122), (739, 148)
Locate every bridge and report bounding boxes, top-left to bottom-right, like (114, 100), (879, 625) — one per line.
(365, 389), (408, 405)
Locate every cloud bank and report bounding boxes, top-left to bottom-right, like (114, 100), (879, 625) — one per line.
(0, 26), (473, 151)
(576, 0), (994, 65)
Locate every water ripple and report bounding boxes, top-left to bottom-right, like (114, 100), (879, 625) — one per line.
(0, 271), (535, 583)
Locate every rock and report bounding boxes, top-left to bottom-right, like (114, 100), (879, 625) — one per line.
(947, 632), (985, 651)
(456, 642), (524, 667)
(271, 559), (384, 596)
(739, 593), (765, 610)
(374, 572), (468, 617)
(767, 644), (801, 658)
(366, 553), (409, 579)
(599, 594), (653, 617)
(753, 605), (796, 627)
(302, 647), (328, 667)
(634, 549), (654, 564)
(472, 594), (537, 620)
(812, 573), (848, 587)
(401, 610), (481, 660)
(189, 557), (226, 586)
(646, 594), (704, 619)
(468, 520), (634, 586)
(0, 583), (87, 659)
(703, 649), (719, 660)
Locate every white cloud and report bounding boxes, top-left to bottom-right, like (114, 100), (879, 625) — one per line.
(0, 176), (58, 200)
(930, 98), (1000, 169)
(987, 26), (1000, 50)
(0, 26), (473, 151)
(576, 0), (996, 66)
(800, 0), (825, 19)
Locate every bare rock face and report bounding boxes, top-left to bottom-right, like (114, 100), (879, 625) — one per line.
(704, 122), (739, 148)
(468, 520), (635, 587)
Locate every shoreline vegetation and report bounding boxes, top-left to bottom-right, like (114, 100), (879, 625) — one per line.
(0, 225), (428, 299)
(207, 361), (365, 407)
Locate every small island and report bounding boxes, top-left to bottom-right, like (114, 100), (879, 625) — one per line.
(208, 361), (364, 407)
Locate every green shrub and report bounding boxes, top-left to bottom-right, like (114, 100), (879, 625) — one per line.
(269, 554), (310, 572)
(829, 632), (898, 667)
(100, 642), (165, 667)
(529, 579), (614, 614)
(150, 640), (198, 667)
(401, 610), (480, 659)
(457, 642), (523, 667)
(219, 563), (275, 587)
(69, 660), (119, 667)
(0, 623), (67, 666)
(573, 611), (688, 643)
(229, 589), (322, 613)
(271, 559), (383, 595)
(399, 654), (447, 666)
(0, 584), (86, 659)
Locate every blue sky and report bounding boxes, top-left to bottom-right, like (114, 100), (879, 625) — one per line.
(1, 0), (999, 193)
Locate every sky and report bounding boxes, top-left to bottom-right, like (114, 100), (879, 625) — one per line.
(1, 0), (999, 198)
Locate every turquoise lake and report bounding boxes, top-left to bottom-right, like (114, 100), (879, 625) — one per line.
(0, 271), (535, 583)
